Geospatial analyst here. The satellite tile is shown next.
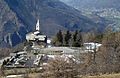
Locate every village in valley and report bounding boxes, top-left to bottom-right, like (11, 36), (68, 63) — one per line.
(0, 19), (102, 71)
(1, 0), (120, 78)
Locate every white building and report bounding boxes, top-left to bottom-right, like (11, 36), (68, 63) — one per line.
(26, 19), (47, 48)
(26, 19), (47, 42)
(83, 42), (102, 52)
(47, 38), (52, 47)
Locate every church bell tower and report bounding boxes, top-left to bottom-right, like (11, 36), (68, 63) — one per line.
(36, 19), (40, 31)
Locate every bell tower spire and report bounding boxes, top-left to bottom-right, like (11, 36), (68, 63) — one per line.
(36, 19), (40, 31)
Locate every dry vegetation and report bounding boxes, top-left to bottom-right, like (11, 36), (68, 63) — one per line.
(1, 73), (119, 78)
(0, 30), (120, 78)
(81, 73), (120, 78)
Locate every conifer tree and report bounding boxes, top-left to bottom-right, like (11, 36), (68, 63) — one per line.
(72, 30), (83, 47)
(64, 30), (71, 46)
(73, 30), (78, 42)
(56, 30), (63, 46)
(77, 30), (83, 47)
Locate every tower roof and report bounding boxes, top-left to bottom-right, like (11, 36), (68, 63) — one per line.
(36, 19), (40, 31)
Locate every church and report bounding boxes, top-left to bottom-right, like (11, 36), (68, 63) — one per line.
(26, 19), (47, 48)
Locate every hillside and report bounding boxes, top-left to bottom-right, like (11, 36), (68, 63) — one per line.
(61, 0), (120, 31)
(60, 0), (120, 9)
(0, 0), (107, 47)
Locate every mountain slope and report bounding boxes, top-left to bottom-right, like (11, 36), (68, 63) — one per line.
(0, 0), (106, 47)
(60, 0), (120, 9)
(60, 0), (120, 31)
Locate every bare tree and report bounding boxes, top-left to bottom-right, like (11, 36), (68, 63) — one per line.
(97, 30), (120, 73)
(42, 57), (78, 78)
